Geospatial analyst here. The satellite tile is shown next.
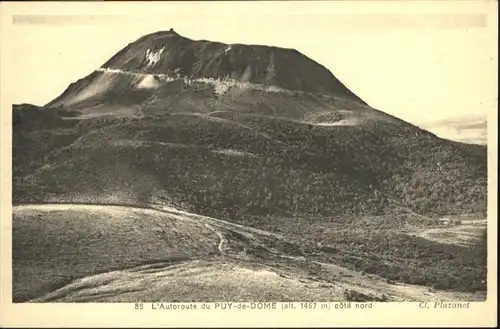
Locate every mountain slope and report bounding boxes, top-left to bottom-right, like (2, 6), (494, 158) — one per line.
(13, 102), (486, 219)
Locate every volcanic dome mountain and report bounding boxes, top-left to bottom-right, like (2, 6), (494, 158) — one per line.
(14, 30), (487, 224)
(48, 29), (364, 107)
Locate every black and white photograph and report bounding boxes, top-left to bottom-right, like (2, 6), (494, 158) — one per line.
(1, 1), (497, 327)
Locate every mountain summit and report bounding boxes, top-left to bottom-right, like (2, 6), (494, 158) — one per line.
(47, 30), (367, 110)
(99, 29), (365, 101)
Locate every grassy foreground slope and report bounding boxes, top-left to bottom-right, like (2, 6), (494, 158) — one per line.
(12, 205), (219, 302)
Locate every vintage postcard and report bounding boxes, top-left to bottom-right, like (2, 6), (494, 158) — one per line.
(0, 1), (497, 327)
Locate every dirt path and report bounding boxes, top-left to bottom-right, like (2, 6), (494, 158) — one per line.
(411, 218), (486, 247)
(204, 224), (227, 255)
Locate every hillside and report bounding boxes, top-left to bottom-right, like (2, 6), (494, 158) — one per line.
(12, 30), (488, 301)
(13, 98), (487, 218)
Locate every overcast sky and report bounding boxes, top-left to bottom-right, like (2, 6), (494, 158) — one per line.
(1, 1), (497, 125)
